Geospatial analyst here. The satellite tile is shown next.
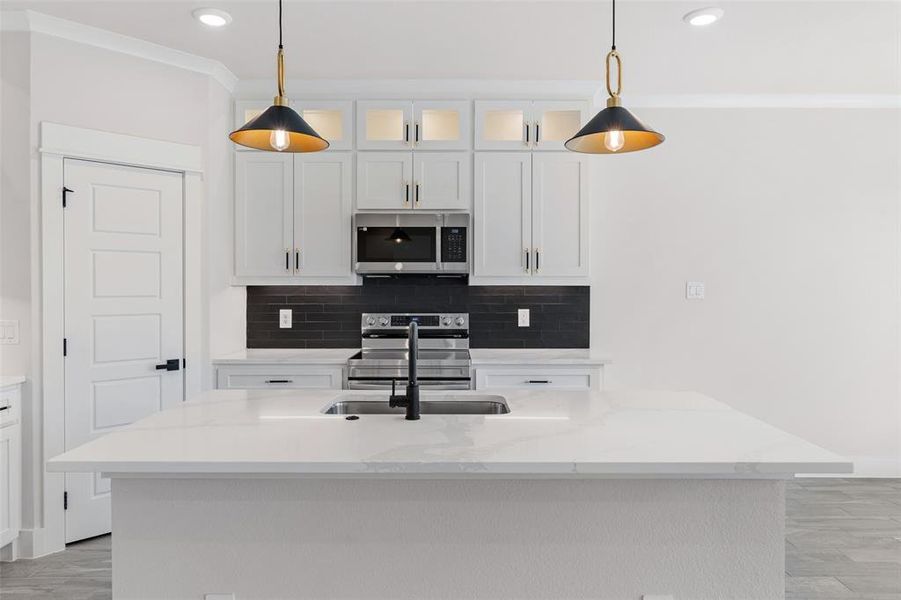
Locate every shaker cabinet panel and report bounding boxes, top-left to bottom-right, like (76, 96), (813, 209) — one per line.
(235, 153), (294, 277)
(414, 153), (470, 211)
(294, 100), (354, 151)
(473, 153), (532, 277)
(474, 101), (532, 151)
(294, 153), (353, 276)
(531, 154), (590, 277)
(356, 152), (414, 210)
(356, 101), (414, 150)
(531, 101), (589, 152)
(412, 100), (471, 150)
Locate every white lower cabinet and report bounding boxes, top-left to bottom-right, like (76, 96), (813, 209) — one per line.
(474, 366), (602, 391)
(0, 383), (22, 556)
(216, 365), (344, 390)
(234, 152), (354, 282)
(473, 152), (589, 283)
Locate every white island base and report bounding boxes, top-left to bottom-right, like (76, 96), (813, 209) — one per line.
(113, 477), (784, 599)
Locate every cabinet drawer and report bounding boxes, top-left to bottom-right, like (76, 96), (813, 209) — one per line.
(216, 366), (343, 390)
(475, 368), (600, 391)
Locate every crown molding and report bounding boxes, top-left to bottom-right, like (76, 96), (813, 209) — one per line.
(600, 93), (901, 109)
(0, 10), (238, 93)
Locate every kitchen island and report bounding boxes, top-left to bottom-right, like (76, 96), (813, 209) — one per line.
(49, 388), (850, 599)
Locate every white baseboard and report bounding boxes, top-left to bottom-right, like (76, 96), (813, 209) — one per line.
(798, 456), (901, 479)
(15, 527), (65, 559)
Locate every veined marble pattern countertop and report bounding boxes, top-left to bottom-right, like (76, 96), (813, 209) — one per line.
(212, 349), (357, 365)
(48, 388), (850, 478)
(0, 375), (25, 387)
(469, 349), (610, 365)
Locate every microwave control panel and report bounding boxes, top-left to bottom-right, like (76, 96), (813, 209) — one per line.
(441, 227), (467, 263)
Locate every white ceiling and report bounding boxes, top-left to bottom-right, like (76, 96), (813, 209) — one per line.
(2, 1), (899, 94)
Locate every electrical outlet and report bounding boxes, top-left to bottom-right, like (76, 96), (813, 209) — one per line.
(517, 308), (530, 327)
(0, 320), (19, 344)
(686, 281), (705, 300)
(279, 309), (292, 329)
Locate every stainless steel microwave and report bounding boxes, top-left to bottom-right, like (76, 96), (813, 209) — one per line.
(353, 213), (469, 275)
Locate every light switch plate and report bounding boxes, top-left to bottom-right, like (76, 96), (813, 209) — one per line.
(686, 281), (705, 300)
(279, 309), (292, 329)
(517, 308), (530, 327)
(0, 320), (19, 344)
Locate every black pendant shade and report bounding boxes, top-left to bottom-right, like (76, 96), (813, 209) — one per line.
(565, 105), (664, 154)
(386, 228), (412, 244)
(229, 105), (329, 152)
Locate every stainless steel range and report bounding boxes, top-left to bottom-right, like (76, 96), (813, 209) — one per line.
(346, 313), (471, 390)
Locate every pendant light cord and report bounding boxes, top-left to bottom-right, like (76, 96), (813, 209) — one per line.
(611, 0), (616, 50)
(278, 0), (283, 49)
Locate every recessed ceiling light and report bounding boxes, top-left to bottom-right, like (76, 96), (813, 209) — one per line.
(192, 8), (232, 28)
(683, 7), (724, 27)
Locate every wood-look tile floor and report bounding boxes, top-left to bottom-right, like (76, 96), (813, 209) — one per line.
(1, 479), (899, 599)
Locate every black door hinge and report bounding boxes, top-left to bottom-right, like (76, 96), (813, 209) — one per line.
(63, 338), (67, 357)
(62, 187), (73, 208)
(64, 491), (68, 510)
(182, 358), (186, 369)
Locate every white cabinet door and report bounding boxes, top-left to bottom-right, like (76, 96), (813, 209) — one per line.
(294, 152), (353, 276)
(235, 153), (294, 276)
(532, 100), (589, 152)
(356, 152), (414, 210)
(294, 100), (354, 151)
(473, 153), (532, 277)
(413, 152), (470, 211)
(357, 100), (413, 150)
(531, 153), (589, 278)
(412, 100), (471, 150)
(0, 425), (20, 548)
(474, 101), (532, 151)
(216, 366), (343, 390)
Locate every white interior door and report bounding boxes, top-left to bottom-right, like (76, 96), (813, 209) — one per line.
(531, 153), (589, 277)
(356, 152), (413, 210)
(63, 159), (184, 543)
(294, 152), (353, 276)
(473, 153), (532, 277)
(413, 153), (470, 211)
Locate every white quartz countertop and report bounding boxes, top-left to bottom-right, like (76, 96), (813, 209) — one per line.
(0, 376), (25, 387)
(48, 388), (850, 479)
(213, 348), (610, 366)
(469, 349), (610, 365)
(213, 349), (357, 365)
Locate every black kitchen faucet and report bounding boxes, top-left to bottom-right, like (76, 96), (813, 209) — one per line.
(389, 322), (421, 420)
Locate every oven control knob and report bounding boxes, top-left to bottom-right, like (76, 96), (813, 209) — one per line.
(366, 317), (376, 326)
(455, 317), (465, 326)
(379, 317), (390, 326)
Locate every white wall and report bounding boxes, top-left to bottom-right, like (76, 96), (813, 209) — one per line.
(592, 107), (901, 475)
(0, 30), (244, 556)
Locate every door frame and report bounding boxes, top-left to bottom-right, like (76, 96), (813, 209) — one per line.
(38, 122), (204, 556)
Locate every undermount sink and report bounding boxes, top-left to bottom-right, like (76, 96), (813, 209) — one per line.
(323, 394), (510, 415)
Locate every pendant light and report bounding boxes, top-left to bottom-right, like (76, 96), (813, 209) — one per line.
(229, 0), (329, 152)
(565, 0), (664, 154)
(386, 228), (412, 244)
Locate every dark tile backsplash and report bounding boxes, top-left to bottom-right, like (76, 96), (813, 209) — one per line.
(246, 277), (589, 349)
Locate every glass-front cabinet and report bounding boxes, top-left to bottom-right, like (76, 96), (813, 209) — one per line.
(357, 100), (470, 150)
(474, 100), (588, 151)
(233, 100), (353, 151)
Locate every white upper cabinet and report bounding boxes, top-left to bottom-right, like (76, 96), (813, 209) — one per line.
(473, 152), (589, 282)
(474, 100), (588, 151)
(294, 100), (354, 151)
(412, 101), (471, 150)
(293, 153), (353, 276)
(235, 152), (294, 277)
(531, 153), (589, 277)
(413, 153), (470, 211)
(357, 100), (470, 150)
(356, 152), (414, 209)
(473, 153), (532, 277)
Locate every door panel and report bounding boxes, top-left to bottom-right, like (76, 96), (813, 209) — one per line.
(414, 153), (470, 211)
(532, 100), (589, 152)
(235, 153), (294, 276)
(474, 101), (532, 151)
(531, 153), (589, 277)
(63, 159), (184, 543)
(412, 100), (471, 150)
(356, 152), (413, 210)
(473, 153), (531, 277)
(293, 100), (354, 151)
(356, 101), (413, 150)
(294, 152), (353, 276)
